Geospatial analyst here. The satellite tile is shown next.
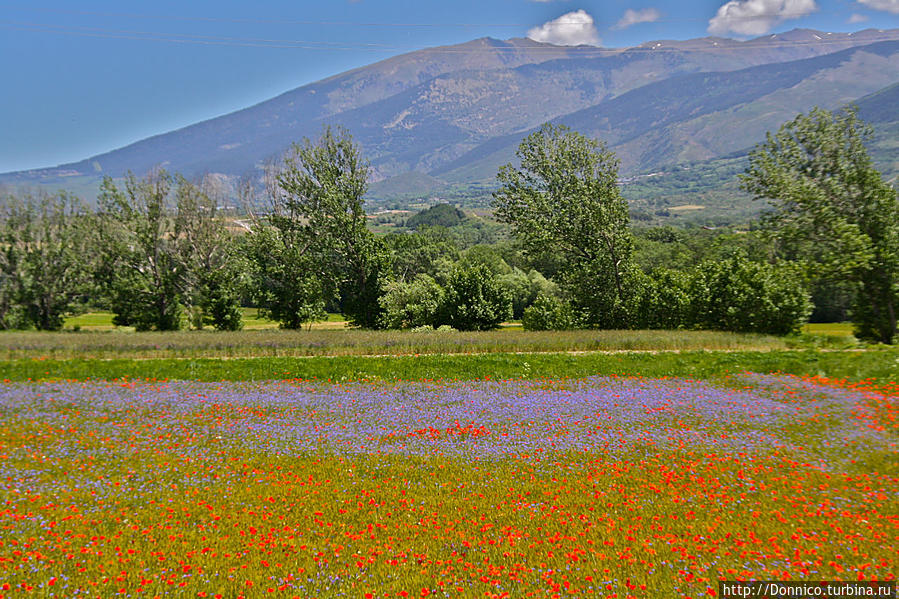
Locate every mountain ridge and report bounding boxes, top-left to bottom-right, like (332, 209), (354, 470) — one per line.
(432, 40), (899, 181)
(3, 27), (898, 203)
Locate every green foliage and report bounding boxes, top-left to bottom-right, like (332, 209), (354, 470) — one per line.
(243, 226), (326, 330)
(633, 226), (775, 273)
(0, 191), (93, 330)
(382, 229), (459, 283)
(338, 235), (391, 329)
(248, 126), (387, 329)
(96, 172), (240, 332)
(494, 124), (634, 328)
(689, 257), (811, 335)
(497, 268), (556, 319)
(437, 263), (512, 331)
(174, 176), (244, 331)
(521, 294), (576, 331)
(742, 106), (899, 344)
(378, 275), (444, 330)
(635, 268), (692, 330)
(96, 171), (185, 331)
(405, 203), (467, 229)
(197, 267), (244, 331)
(278, 126), (385, 328)
(459, 244), (513, 276)
(562, 261), (647, 329)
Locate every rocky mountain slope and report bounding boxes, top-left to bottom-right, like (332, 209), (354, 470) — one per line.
(3, 28), (898, 200)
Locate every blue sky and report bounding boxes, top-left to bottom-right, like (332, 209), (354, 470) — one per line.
(2, 0), (898, 173)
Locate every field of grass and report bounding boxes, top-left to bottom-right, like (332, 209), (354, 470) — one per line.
(3, 323), (896, 597)
(1, 374), (895, 597)
(3, 347), (898, 383)
(801, 322), (855, 336)
(0, 328), (792, 361)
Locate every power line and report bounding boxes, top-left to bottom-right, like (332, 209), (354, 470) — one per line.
(1, 18), (896, 54)
(0, 20), (399, 50)
(0, 2), (878, 29)
(0, 4), (520, 28)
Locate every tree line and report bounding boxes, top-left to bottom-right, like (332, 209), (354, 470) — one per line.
(1, 108), (896, 343)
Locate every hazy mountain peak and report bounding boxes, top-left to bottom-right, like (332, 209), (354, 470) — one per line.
(3, 28), (897, 201)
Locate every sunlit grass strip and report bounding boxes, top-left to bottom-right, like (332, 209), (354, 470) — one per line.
(0, 329), (790, 361)
(801, 322), (854, 337)
(3, 348), (897, 382)
(62, 309), (346, 331)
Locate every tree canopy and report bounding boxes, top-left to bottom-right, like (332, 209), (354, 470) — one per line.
(493, 123), (634, 327)
(247, 126), (388, 329)
(741, 106), (898, 343)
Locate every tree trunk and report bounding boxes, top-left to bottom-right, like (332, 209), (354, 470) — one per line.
(883, 293), (897, 345)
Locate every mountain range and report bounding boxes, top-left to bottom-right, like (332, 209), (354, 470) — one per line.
(3, 27), (898, 207)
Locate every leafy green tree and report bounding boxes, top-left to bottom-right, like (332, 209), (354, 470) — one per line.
(174, 176), (243, 330)
(243, 222), (326, 330)
(459, 245), (513, 276)
(633, 228), (693, 273)
(497, 268), (556, 320)
(405, 203), (467, 229)
(253, 126), (387, 328)
(378, 274), (444, 329)
(493, 124), (634, 327)
(197, 266), (244, 331)
(741, 106), (898, 343)
(97, 171), (239, 331)
(382, 229), (459, 283)
(243, 222), (327, 329)
(521, 293), (576, 331)
(338, 236), (391, 329)
(0, 191), (92, 330)
(437, 263), (512, 331)
(688, 256), (810, 335)
(635, 268), (692, 330)
(97, 171), (185, 331)
(0, 238), (22, 329)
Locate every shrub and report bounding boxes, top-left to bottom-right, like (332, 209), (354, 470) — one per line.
(689, 257), (811, 335)
(437, 264), (512, 331)
(522, 294), (576, 330)
(636, 268), (692, 329)
(497, 268), (557, 319)
(378, 275), (443, 330)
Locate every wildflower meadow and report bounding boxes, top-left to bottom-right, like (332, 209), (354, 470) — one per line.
(1, 373), (896, 597)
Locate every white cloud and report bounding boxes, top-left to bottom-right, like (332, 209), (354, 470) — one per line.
(614, 8), (662, 29)
(527, 10), (601, 46)
(857, 0), (899, 14)
(707, 0), (817, 36)
(848, 12), (870, 22)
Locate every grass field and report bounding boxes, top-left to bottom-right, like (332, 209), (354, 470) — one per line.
(1, 374), (895, 597)
(0, 328), (797, 361)
(63, 313), (855, 337)
(2, 346), (898, 383)
(2, 323), (896, 598)
(801, 322), (855, 337)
